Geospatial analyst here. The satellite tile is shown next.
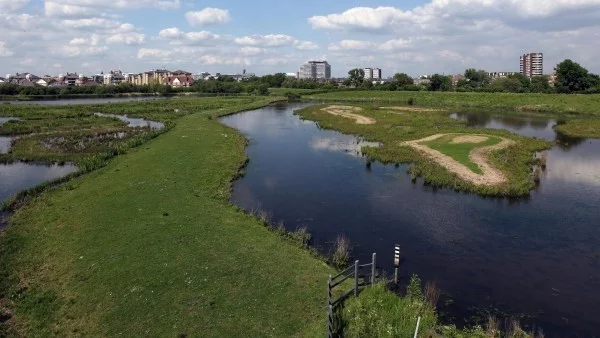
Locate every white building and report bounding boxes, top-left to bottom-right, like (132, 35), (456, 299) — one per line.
(103, 70), (125, 85)
(364, 68), (382, 80)
(298, 61), (331, 80)
(520, 53), (543, 77)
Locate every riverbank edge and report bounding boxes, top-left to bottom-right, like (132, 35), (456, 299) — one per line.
(0, 97), (339, 336)
(295, 104), (551, 197)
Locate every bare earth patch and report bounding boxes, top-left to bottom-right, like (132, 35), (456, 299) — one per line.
(380, 106), (443, 113)
(402, 134), (516, 186)
(450, 135), (489, 144)
(321, 105), (376, 124)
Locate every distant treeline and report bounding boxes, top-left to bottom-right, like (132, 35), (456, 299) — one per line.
(2, 59), (598, 97)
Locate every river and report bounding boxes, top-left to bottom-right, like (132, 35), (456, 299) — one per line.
(221, 103), (600, 337)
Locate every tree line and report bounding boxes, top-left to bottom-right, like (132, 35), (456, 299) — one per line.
(345, 59), (600, 94)
(1, 59), (598, 97)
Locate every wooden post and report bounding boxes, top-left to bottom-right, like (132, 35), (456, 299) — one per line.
(371, 253), (376, 286)
(394, 244), (400, 284)
(327, 304), (333, 338)
(354, 260), (359, 296)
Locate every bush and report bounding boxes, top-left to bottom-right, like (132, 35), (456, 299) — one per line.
(332, 235), (350, 269)
(343, 282), (438, 338)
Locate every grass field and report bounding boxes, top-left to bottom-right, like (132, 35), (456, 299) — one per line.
(306, 91), (600, 116)
(296, 105), (550, 196)
(0, 97), (336, 336)
(554, 119), (600, 138)
(422, 135), (502, 175)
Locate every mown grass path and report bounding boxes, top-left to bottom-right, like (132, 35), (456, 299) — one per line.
(1, 98), (332, 337)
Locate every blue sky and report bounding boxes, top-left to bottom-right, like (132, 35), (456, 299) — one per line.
(2, 0), (600, 78)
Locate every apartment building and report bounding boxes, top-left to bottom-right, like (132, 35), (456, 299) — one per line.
(520, 53), (543, 77)
(298, 61), (331, 80)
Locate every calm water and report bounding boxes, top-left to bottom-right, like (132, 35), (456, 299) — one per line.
(94, 113), (164, 129)
(0, 162), (78, 203)
(4, 97), (160, 106)
(221, 103), (600, 337)
(0, 137), (10, 154)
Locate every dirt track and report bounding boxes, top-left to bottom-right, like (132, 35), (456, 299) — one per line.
(401, 134), (516, 186)
(321, 105), (376, 124)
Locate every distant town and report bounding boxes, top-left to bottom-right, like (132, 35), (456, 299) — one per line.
(0, 52), (562, 90)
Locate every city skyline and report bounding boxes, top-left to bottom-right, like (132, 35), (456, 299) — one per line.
(1, 1), (600, 77)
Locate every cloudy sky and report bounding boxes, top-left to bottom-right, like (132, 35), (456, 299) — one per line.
(1, 0), (600, 78)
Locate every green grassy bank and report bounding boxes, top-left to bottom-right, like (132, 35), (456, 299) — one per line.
(0, 97), (334, 336)
(306, 91), (600, 116)
(296, 105), (550, 197)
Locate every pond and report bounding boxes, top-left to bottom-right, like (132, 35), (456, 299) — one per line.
(0, 161), (78, 204)
(94, 113), (165, 129)
(221, 103), (600, 337)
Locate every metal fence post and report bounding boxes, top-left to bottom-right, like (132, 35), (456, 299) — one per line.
(413, 316), (422, 338)
(354, 260), (359, 296)
(371, 253), (376, 286)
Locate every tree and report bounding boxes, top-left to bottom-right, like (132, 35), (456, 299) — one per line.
(393, 73), (414, 86)
(487, 77), (524, 93)
(429, 74), (452, 91)
(555, 59), (592, 93)
(529, 76), (551, 93)
(464, 69), (491, 88)
(348, 68), (365, 87)
(507, 73), (531, 90)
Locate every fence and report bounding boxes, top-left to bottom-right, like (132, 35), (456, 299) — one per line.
(327, 253), (376, 338)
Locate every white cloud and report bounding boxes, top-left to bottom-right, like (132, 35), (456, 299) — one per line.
(45, 2), (94, 17)
(0, 41), (14, 57)
(137, 48), (171, 60)
(0, 0), (28, 13)
(379, 39), (412, 51)
(309, 2), (600, 32)
(106, 32), (145, 45)
(69, 34), (100, 46)
(55, 45), (108, 57)
(157, 28), (224, 45)
(294, 40), (319, 50)
(61, 18), (121, 30)
(199, 55), (250, 65)
(240, 47), (265, 56)
(234, 34), (295, 47)
(46, 0), (180, 10)
(185, 8), (231, 26)
(328, 40), (376, 51)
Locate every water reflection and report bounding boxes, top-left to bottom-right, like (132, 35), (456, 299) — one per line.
(0, 162), (78, 202)
(0, 137), (11, 154)
(310, 137), (380, 157)
(450, 112), (557, 141)
(94, 113), (164, 129)
(223, 104), (600, 337)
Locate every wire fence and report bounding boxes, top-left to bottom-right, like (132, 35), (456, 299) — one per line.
(327, 253), (377, 338)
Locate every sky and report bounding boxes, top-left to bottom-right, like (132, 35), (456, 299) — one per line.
(1, 0), (600, 78)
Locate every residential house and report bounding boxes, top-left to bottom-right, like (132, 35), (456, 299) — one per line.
(104, 70), (125, 85)
(9, 73), (39, 86)
(164, 75), (194, 88)
(65, 73), (78, 86)
(451, 74), (463, 87)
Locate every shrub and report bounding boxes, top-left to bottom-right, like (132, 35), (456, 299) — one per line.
(332, 235), (350, 269)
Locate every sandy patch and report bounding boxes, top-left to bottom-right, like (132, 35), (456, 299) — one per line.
(380, 106), (443, 113)
(450, 135), (489, 144)
(401, 134), (516, 186)
(321, 105), (376, 124)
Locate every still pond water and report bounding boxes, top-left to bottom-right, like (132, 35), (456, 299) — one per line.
(221, 103), (600, 337)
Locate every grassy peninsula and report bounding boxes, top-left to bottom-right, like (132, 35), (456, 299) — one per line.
(0, 97), (335, 336)
(296, 104), (550, 197)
